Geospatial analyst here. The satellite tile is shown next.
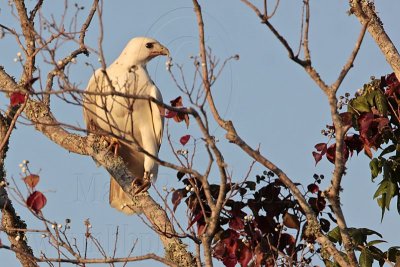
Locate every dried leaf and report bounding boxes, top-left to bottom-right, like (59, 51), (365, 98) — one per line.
(283, 212), (300, 230)
(23, 174), (40, 189)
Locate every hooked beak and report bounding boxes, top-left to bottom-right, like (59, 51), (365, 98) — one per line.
(150, 43), (170, 58)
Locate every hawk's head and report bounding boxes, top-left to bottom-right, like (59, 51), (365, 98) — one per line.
(119, 37), (169, 66)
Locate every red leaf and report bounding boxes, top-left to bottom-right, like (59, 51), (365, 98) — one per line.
(180, 135), (191, 146)
(23, 174), (40, 189)
(171, 189), (185, 212)
(188, 211), (203, 230)
(169, 96), (190, 127)
(357, 112), (389, 150)
(197, 220), (206, 235)
(340, 112), (353, 128)
(222, 229), (239, 267)
(164, 110), (177, 118)
(10, 92), (26, 107)
(314, 143), (327, 153)
(345, 134), (364, 155)
(308, 192), (326, 213)
(326, 143), (349, 164)
(238, 244), (253, 267)
(170, 96), (183, 107)
(213, 241), (226, 260)
(312, 152), (323, 165)
(307, 183), (319, 194)
(26, 191), (47, 213)
(223, 255), (238, 267)
(229, 216), (244, 231)
(364, 144), (373, 158)
(278, 233), (296, 255)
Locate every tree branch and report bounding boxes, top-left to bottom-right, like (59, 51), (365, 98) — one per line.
(350, 1), (400, 81)
(0, 66), (196, 266)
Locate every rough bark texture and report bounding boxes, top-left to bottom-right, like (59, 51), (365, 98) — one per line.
(350, 1), (400, 80)
(0, 114), (38, 267)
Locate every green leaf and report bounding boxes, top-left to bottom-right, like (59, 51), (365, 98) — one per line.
(385, 180), (397, 209)
(367, 240), (387, 247)
(360, 248), (374, 267)
(348, 228), (367, 246)
(366, 90), (377, 107)
(373, 180), (388, 199)
(327, 226), (342, 244)
(368, 245), (385, 262)
(397, 195), (400, 215)
(360, 228), (383, 238)
(370, 158), (381, 180)
(377, 197), (386, 221)
(374, 89), (388, 116)
(349, 96), (371, 113)
(379, 145), (396, 157)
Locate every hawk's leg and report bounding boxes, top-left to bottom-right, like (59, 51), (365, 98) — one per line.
(88, 119), (120, 155)
(106, 137), (120, 156)
(132, 172), (152, 194)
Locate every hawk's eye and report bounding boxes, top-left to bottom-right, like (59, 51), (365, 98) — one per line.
(145, 42), (154, 49)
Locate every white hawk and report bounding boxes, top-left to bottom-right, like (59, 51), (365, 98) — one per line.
(83, 37), (169, 214)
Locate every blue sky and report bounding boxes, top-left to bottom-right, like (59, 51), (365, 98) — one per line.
(1, 1), (400, 266)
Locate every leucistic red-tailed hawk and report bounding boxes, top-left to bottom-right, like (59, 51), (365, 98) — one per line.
(83, 37), (169, 214)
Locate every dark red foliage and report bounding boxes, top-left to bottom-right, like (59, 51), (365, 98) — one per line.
(313, 135), (364, 165)
(26, 191), (47, 213)
(188, 211), (203, 230)
(164, 110), (177, 118)
(180, 135), (191, 146)
(170, 96), (190, 127)
(255, 215), (277, 235)
(314, 143), (327, 153)
(213, 229), (240, 267)
(340, 112), (353, 128)
(197, 219), (206, 235)
(229, 216), (245, 231)
(278, 233), (296, 255)
(312, 152), (323, 165)
(308, 191), (326, 213)
(307, 184), (319, 194)
(238, 243), (253, 267)
(313, 143), (327, 165)
(326, 143), (349, 164)
(171, 189), (185, 212)
(358, 112), (389, 154)
(385, 72), (400, 96)
(10, 92), (26, 107)
(345, 134), (364, 155)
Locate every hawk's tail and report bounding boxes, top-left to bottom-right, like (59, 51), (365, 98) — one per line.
(109, 177), (141, 214)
